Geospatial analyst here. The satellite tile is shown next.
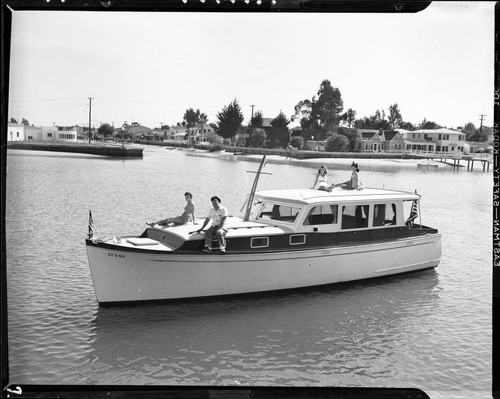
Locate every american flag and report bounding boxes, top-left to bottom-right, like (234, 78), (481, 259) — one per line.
(405, 200), (418, 228)
(88, 210), (94, 238)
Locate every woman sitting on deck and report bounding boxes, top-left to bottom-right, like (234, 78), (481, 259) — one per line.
(334, 162), (363, 190)
(312, 165), (334, 191)
(148, 192), (196, 227)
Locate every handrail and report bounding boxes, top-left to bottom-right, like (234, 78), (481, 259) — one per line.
(244, 155), (267, 221)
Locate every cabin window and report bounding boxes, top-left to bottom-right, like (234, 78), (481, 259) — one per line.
(289, 234), (306, 245)
(373, 203), (397, 227)
(257, 203), (302, 224)
(251, 237), (269, 248)
(341, 204), (370, 229)
(303, 204), (338, 225)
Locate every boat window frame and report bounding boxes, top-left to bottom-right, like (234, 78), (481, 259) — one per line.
(340, 203), (371, 230)
(251, 236), (269, 249)
(372, 202), (398, 228)
(303, 204), (339, 226)
(289, 234), (306, 245)
(256, 201), (303, 225)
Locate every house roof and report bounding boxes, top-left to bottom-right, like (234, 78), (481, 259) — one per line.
(383, 131), (402, 141)
(127, 125), (151, 135)
(361, 132), (381, 140)
(413, 128), (465, 135)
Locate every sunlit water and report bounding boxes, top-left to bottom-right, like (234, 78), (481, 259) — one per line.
(6, 146), (492, 398)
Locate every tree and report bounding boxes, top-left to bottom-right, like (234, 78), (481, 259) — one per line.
(22, 118), (29, 126)
(267, 111), (290, 148)
(354, 109), (390, 130)
(399, 121), (416, 131)
(388, 103), (403, 129)
(183, 108), (208, 128)
(215, 99), (244, 141)
(337, 127), (358, 151)
(325, 133), (349, 152)
(292, 79), (344, 140)
(271, 111), (290, 128)
(98, 123), (115, 137)
(314, 79), (344, 133)
(468, 122), (489, 142)
(205, 131), (223, 145)
(341, 108), (356, 128)
(10, 118), (18, 123)
(291, 99), (314, 130)
(251, 110), (263, 128)
(419, 118), (441, 130)
(251, 129), (267, 148)
(290, 136), (304, 150)
(462, 122), (477, 140)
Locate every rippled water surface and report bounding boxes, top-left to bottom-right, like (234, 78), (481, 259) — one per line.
(6, 147), (492, 398)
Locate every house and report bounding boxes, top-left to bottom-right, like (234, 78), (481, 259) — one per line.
(187, 123), (215, 144)
(381, 131), (405, 152)
(166, 125), (188, 143)
(7, 123), (25, 141)
(125, 124), (151, 140)
(146, 128), (168, 141)
(56, 126), (78, 142)
(22, 125), (77, 142)
(356, 129), (383, 152)
(410, 128), (465, 153)
(403, 137), (436, 153)
(464, 141), (493, 154)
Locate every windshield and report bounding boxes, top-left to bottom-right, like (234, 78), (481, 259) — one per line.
(257, 203), (302, 224)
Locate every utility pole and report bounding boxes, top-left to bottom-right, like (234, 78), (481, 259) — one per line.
(479, 114), (486, 134)
(88, 97), (93, 144)
(250, 104), (255, 144)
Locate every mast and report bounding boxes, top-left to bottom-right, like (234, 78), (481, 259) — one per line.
(244, 155), (267, 221)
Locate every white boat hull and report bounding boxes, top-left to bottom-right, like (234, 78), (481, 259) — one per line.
(86, 234), (441, 304)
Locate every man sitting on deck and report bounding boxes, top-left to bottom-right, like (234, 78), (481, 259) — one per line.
(196, 196), (228, 253)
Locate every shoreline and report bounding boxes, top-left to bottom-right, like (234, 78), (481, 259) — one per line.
(182, 150), (450, 172)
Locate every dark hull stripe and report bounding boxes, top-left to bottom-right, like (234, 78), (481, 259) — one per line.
(89, 239), (438, 264)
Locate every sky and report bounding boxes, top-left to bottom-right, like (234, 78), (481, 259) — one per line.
(7, 2), (495, 130)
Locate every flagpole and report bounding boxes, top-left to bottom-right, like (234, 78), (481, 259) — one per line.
(88, 210), (93, 239)
(415, 190), (422, 229)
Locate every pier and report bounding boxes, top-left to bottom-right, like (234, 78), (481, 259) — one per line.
(7, 142), (143, 158)
(409, 151), (491, 172)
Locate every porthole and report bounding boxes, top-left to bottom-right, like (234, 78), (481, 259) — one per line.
(251, 237), (269, 248)
(290, 234), (306, 245)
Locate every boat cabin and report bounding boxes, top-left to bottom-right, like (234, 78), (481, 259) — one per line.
(138, 187), (433, 253)
(248, 188), (418, 233)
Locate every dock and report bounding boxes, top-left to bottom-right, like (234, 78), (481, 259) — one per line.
(7, 142), (143, 158)
(409, 151), (491, 172)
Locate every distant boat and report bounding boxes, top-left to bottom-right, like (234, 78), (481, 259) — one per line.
(86, 156), (441, 305)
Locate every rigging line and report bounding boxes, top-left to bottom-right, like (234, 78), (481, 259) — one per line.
(9, 97), (87, 103)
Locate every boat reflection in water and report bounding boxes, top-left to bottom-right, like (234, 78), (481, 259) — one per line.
(86, 156), (441, 305)
(88, 269), (440, 385)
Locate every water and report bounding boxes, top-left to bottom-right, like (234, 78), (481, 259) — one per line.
(5, 146), (492, 398)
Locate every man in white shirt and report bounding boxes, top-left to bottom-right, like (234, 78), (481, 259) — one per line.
(196, 196), (228, 253)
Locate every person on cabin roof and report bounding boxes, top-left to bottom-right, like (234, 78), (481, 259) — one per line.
(196, 196), (228, 253)
(334, 162), (364, 190)
(312, 165), (334, 191)
(148, 192), (196, 227)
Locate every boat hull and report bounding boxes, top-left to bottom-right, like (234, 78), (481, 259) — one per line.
(86, 234), (441, 304)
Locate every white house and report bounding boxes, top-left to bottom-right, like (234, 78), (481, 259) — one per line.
(411, 128), (465, 153)
(23, 125), (77, 142)
(187, 123), (215, 144)
(7, 123), (25, 141)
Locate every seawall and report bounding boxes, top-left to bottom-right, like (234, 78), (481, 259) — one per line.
(7, 142), (143, 158)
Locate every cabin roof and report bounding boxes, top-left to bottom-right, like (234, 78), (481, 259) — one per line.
(255, 188), (420, 205)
